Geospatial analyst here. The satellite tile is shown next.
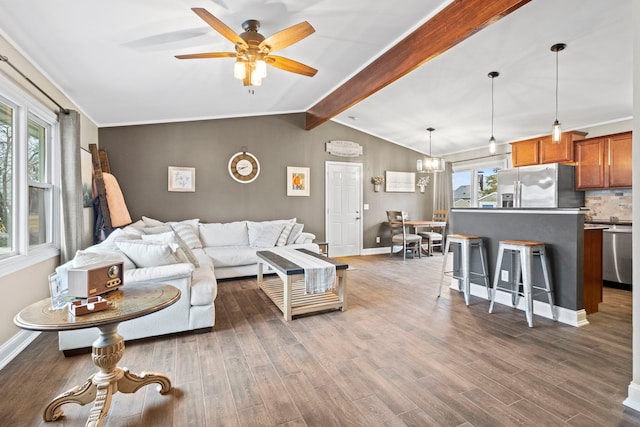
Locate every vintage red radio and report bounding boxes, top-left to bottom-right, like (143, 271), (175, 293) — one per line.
(67, 261), (123, 298)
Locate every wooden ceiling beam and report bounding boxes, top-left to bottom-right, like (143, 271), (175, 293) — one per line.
(305, 0), (531, 130)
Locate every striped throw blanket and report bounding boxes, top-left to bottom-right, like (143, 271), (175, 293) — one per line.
(270, 248), (336, 294)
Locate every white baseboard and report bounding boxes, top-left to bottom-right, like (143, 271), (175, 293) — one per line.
(451, 279), (589, 327)
(623, 381), (640, 411)
(361, 247), (391, 255)
(0, 330), (40, 371)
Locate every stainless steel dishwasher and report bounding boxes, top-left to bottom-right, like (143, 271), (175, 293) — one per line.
(603, 224), (632, 285)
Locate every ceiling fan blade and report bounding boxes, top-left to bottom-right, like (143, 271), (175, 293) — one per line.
(175, 52), (237, 59)
(191, 7), (248, 49)
(259, 21), (315, 53)
(267, 56), (317, 77)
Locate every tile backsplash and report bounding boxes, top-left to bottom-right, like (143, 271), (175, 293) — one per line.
(584, 189), (632, 221)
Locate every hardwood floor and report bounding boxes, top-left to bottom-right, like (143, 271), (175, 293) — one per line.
(1, 254), (639, 426)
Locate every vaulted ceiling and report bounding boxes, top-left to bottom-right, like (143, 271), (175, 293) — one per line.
(0, 0), (632, 156)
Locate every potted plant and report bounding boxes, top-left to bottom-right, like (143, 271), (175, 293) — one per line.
(417, 175), (430, 193)
(371, 176), (384, 192)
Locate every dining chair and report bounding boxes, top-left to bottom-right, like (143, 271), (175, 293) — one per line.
(418, 209), (448, 256)
(386, 210), (422, 261)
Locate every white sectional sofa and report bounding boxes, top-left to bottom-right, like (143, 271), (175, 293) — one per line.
(57, 217), (318, 353)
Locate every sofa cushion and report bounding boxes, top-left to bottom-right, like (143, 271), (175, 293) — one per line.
(199, 221), (249, 247)
(115, 240), (180, 268)
(247, 221), (285, 248)
(204, 246), (258, 268)
(191, 248), (214, 269)
(190, 266), (217, 306)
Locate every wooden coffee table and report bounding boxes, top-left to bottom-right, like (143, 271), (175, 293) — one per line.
(256, 248), (348, 321)
(14, 283), (180, 427)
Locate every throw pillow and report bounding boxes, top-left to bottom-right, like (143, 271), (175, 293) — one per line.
(286, 223), (304, 245)
(248, 222), (285, 248)
(72, 250), (130, 269)
(276, 222), (295, 246)
(170, 222), (202, 249)
(143, 225), (173, 234)
(141, 231), (199, 267)
(142, 216), (165, 227)
(115, 240), (179, 268)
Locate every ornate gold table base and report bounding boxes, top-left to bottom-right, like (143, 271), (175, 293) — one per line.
(44, 324), (171, 427)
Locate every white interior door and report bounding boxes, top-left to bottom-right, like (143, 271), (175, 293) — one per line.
(325, 161), (362, 257)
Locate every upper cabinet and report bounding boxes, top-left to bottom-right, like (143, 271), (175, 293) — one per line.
(511, 137), (543, 167)
(575, 131), (632, 190)
(540, 131), (587, 164)
(511, 131), (587, 167)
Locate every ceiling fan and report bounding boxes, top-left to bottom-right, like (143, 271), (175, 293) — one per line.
(175, 8), (317, 86)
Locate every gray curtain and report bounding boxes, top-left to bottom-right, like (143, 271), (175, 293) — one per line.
(434, 161), (453, 211)
(59, 110), (82, 263)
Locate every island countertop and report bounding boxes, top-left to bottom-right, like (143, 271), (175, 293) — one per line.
(451, 208), (589, 326)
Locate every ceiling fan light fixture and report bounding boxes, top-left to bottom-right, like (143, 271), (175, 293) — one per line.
(250, 71), (262, 86)
(254, 58), (267, 79)
(550, 43), (566, 144)
(234, 60), (246, 80)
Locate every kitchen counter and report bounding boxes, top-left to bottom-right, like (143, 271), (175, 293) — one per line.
(586, 219), (632, 225)
(451, 208), (589, 326)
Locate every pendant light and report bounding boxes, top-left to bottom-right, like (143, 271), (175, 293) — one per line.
(488, 71), (499, 154)
(550, 43), (566, 144)
(425, 127), (445, 172)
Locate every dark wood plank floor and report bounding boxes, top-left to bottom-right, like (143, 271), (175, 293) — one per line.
(1, 254), (639, 426)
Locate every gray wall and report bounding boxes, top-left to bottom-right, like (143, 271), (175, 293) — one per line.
(99, 113), (434, 249)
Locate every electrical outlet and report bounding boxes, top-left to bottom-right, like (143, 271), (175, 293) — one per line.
(376, 236), (381, 243)
(501, 270), (509, 282)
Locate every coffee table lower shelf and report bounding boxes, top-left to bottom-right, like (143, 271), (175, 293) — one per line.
(259, 276), (344, 318)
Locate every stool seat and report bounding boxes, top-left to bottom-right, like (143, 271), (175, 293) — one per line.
(439, 235), (490, 305)
(448, 234), (482, 240)
(489, 239), (557, 327)
(500, 240), (545, 246)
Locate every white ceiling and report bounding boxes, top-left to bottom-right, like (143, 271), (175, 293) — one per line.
(0, 0), (632, 157)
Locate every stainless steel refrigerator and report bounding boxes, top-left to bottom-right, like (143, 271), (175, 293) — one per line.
(497, 163), (585, 208)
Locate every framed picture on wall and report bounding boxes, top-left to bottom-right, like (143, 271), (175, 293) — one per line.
(80, 148), (93, 207)
(168, 166), (196, 192)
(287, 166), (310, 196)
(385, 171), (416, 192)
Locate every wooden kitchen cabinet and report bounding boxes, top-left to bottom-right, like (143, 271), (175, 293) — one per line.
(511, 131), (586, 167)
(608, 132), (632, 187)
(511, 137), (541, 167)
(575, 131), (632, 190)
(575, 138), (606, 189)
(540, 131), (587, 164)
(583, 227), (604, 314)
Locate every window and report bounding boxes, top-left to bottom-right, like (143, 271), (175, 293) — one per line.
(0, 102), (13, 254)
(452, 158), (507, 208)
(0, 73), (59, 274)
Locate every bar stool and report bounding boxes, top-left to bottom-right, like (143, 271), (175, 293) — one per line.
(438, 234), (490, 305)
(488, 240), (557, 327)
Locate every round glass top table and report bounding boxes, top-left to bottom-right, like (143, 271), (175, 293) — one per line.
(14, 283), (180, 427)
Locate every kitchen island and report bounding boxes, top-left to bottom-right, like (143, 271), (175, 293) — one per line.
(450, 208), (596, 326)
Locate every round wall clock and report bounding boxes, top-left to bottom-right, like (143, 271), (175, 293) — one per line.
(228, 151), (260, 183)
